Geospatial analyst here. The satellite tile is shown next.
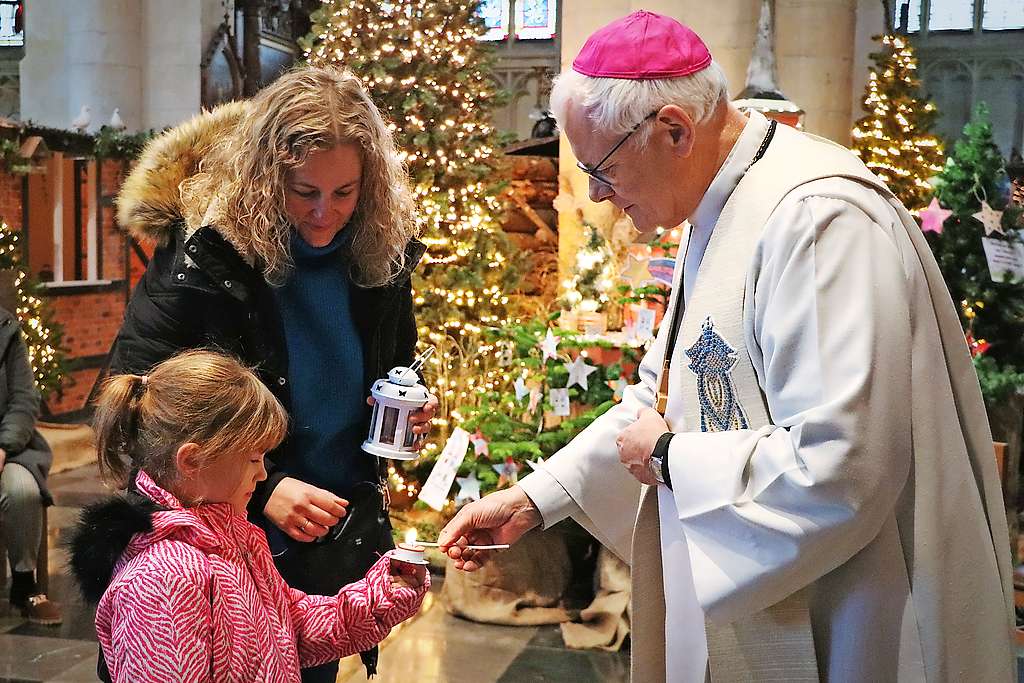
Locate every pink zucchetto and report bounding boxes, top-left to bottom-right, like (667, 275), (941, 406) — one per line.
(572, 10), (713, 80)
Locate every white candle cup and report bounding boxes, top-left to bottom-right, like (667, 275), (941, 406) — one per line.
(391, 543), (428, 565)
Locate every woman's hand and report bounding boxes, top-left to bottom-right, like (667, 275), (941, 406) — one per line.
(264, 477), (348, 542)
(367, 393), (439, 450)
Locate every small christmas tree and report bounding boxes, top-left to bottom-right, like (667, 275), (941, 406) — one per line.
(851, 34), (945, 211)
(927, 103), (1024, 403)
(0, 224), (67, 398)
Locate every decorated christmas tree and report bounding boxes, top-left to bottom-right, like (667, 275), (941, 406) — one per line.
(0, 224), (67, 398)
(925, 103), (1024, 403)
(302, 1), (527, 497)
(851, 34), (945, 211)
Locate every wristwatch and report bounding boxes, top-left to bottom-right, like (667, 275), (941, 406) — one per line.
(648, 432), (674, 488)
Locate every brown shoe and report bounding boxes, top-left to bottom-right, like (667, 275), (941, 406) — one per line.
(19, 594), (62, 626)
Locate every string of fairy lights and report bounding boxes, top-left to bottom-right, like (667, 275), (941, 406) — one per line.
(0, 225), (64, 396)
(851, 34), (944, 211)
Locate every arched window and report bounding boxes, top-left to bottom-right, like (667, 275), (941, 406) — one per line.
(982, 0), (1024, 30)
(478, 0), (557, 42)
(0, 0), (23, 47)
(895, 0), (1024, 33)
(929, 0), (974, 31)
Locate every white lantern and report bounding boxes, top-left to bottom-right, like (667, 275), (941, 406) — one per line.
(362, 349), (433, 461)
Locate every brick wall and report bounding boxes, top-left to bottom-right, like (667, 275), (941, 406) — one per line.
(0, 173), (22, 232)
(0, 158), (135, 418)
(42, 158), (132, 417)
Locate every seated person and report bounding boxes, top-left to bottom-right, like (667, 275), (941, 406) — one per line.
(0, 306), (60, 625)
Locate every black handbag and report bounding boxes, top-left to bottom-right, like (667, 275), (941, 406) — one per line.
(272, 480), (395, 678)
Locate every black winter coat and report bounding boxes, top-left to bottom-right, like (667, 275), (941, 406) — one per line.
(110, 222), (426, 515)
(0, 308), (52, 505)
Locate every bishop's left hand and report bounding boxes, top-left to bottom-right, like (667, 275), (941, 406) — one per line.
(367, 393), (439, 450)
(617, 407), (670, 485)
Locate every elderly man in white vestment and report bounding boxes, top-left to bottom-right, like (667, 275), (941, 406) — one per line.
(439, 11), (1015, 683)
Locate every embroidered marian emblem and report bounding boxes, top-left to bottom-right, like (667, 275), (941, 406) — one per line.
(685, 316), (749, 432)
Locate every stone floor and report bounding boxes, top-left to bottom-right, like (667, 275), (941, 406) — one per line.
(0, 464), (630, 682)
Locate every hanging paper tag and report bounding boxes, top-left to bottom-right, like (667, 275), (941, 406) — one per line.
(549, 387), (571, 416)
(634, 307), (657, 341)
(981, 237), (1024, 283)
(418, 427), (471, 511)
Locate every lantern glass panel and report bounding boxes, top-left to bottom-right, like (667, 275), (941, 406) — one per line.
(369, 402), (380, 440)
(380, 406), (400, 445)
(404, 427), (417, 447)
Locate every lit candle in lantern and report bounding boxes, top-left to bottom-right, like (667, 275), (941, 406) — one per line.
(392, 528), (428, 565)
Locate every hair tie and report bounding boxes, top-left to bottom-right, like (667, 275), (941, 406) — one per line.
(140, 375), (149, 387)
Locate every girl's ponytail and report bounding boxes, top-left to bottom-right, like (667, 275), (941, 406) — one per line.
(91, 350), (287, 493)
(93, 374), (148, 488)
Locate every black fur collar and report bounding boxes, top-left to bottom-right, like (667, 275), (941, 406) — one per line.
(67, 494), (164, 603)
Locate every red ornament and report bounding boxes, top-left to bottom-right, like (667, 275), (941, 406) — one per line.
(965, 331), (990, 358)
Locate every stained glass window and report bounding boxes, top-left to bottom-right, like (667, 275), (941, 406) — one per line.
(0, 1), (23, 48)
(515, 0), (556, 40)
(929, 0), (974, 31)
(479, 0), (510, 41)
(982, 0), (1024, 30)
(893, 0), (923, 33)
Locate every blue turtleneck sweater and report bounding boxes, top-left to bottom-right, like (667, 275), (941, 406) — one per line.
(272, 231), (375, 496)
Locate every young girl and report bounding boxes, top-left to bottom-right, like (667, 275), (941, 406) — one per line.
(70, 350), (427, 682)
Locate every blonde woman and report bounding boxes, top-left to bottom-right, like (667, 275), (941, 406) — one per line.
(112, 65), (437, 681)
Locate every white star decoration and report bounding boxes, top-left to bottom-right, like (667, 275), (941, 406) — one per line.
(539, 328), (559, 362)
(455, 472), (481, 502)
(564, 356), (598, 391)
(513, 374), (530, 402)
(973, 201), (1005, 236)
(619, 254), (651, 287)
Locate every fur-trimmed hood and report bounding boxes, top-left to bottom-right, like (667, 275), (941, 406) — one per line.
(116, 100), (250, 249)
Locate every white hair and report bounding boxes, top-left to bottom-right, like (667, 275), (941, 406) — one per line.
(550, 61), (730, 146)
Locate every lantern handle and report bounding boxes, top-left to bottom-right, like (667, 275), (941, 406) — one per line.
(402, 346), (436, 380)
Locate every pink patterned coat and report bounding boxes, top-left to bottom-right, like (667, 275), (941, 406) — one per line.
(94, 472), (427, 682)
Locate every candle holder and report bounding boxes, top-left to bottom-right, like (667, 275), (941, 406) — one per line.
(392, 529), (428, 565)
(362, 348), (434, 461)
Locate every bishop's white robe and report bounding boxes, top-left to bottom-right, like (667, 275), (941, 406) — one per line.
(519, 111), (1014, 682)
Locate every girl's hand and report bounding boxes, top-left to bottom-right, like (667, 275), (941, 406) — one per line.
(390, 560), (427, 590)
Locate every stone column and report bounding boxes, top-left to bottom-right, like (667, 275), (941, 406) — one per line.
(66, 0), (144, 133)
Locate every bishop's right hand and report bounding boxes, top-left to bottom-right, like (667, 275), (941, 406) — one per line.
(438, 485), (542, 571)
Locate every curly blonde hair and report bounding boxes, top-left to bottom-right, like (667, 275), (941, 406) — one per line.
(181, 65), (416, 287)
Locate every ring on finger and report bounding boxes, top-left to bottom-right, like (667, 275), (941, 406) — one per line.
(300, 519), (310, 533)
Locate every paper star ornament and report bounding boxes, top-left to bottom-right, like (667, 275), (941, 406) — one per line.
(527, 388), (542, 414)
(564, 355), (598, 390)
(919, 197), (952, 234)
(973, 201), (1005, 236)
(619, 254), (651, 287)
(539, 328), (560, 362)
(526, 456), (546, 471)
(513, 374), (530, 402)
(455, 472), (481, 502)
(470, 430), (489, 457)
(608, 376), (629, 401)
(492, 457), (522, 488)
